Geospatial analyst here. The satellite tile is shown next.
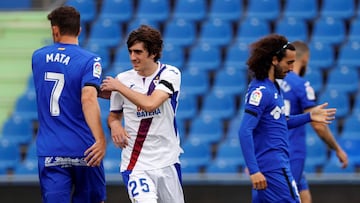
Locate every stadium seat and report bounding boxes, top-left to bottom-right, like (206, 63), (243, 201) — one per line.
(13, 160), (38, 175)
(304, 133), (328, 173)
(320, 0), (355, 20)
(336, 138), (360, 166)
(212, 67), (248, 96)
(87, 18), (122, 49)
(163, 18), (196, 47)
(303, 68), (323, 94)
(135, 0), (169, 23)
(212, 139), (246, 170)
(347, 18), (360, 42)
(337, 40), (360, 68)
(199, 90), (236, 120)
(98, 0), (133, 23)
(235, 17), (270, 44)
(0, 115), (34, 145)
(84, 43), (111, 71)
(112, 45), (132, 73)
(186, 43), (221, 72)
(224, 42), (250, 69)
(126, 18), (159, 35)
(66, 0), (97, 23)
(274, 17), (308, 42)
(172, 0), (207, 22)
(310, 17), (346, 46)
(161, 43), (185, 69)
(187, 116), (223, 145)
(308, 42), (335, 70)
(181, 68), (209, 96)
(339, 114), (360, 141)
(225, 114), (243, 142)
(177, 93), (197, 121)
(198, 18), (233, 47)
(0, 0), (31, 10)
(322, 151), (355, 174)
(0, 139), (21, 173)
(12, 92), (38, 121)
(317, 88), (350, 119)
(180, 140), (212, 173)
(245, 0), (280, 21)
(208, 0), (243, 22)
(282, 0), (318, 21)
(325, 65), (359, 94)
(103, 141), (121, 173)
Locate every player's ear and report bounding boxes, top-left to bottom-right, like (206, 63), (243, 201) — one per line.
(272, 56), (279, 65)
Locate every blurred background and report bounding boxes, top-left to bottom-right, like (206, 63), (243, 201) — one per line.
(1, 0), (360, 202)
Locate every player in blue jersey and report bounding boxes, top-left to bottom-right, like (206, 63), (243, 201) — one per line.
(238, 34), (337, 203)
(31, 6), (107, 203)
(280, 41), (348, 203)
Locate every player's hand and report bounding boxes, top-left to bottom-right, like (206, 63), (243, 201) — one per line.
(336, 148), (349, 168)
(84, 139), (106, 167)
(101, 76), (119, 92)
(111, 124), (130, 149)
(98, 89), (112, 99)
(310, 102), (336, 124)
(250, 172), (267, 190)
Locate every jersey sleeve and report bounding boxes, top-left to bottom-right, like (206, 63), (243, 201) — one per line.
(82, 56), (103, 90)
(109, 74), (124, 112)
(155, 65), (181, 95)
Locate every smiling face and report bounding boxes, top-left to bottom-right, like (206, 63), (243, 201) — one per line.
(274, 49), (296, 79)
(128, 41), (157, 76)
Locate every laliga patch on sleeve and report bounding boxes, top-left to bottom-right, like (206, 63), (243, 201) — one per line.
(93, 62), (102, 78)
(249, 89), (262, 106)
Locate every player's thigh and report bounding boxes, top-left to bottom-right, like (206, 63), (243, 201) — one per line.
(122, 170), (157, 203)
(38, 157), (72, 203)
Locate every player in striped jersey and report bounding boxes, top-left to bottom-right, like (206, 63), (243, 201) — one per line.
(101, 25), (184, 203)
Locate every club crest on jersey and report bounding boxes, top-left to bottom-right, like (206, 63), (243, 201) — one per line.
(249, 89), (262, 106)
(93, 62), (102, 78)
(153, 75), (160, 86)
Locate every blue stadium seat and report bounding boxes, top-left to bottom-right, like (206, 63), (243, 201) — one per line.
(208, 0), (243, 22)
(0, 115), (34, 145)
(317, 88), (350, 119)
(84, 43), (111, 71)
(14, 160), (38, 175)
(135, 0), (169, 22)
(66, 0), (97, 23)
(282, 0), (318, 20)
(181, 68), (209, 96)
(0, 0), (31, 10)
(320, 0), (355, 20)
(325, 65), (359, 94)
(0, 139), (21, 173)
(87, 18), (122, 49)
(163, 18), (196, 47)
(126, 18), (159, 35)
(180, 140), (212, 173)
(337, 40), (360, 68)
(206, 159), (240, 174)
(336, 138), (360, 167)
(161, 43), (185, 69)
(177, 93), (197, 121)
(198, 18), (233, 47)
(98, 0), (133, 23)
(224, 42), (249, 69)
(310, 17), (346, 46)
(275, 17), (308, 42)
(112, 45), (132, 73)
(339, 114), (360, 141)
(304, 133), (328, 173)
(304, 68), (323, 93)
(172, 0), (207, 22)
(211, 139), (246, 170)
(348, 18), (360, 42)
(187, 116), (223, 145)
(103, 141), (121, 173)
(235, 17), (270, 44)
(199, 90), (236, 120)
(186, 43), (221, 72)
(308, 42), (335, 70)
(245, 0), (280, 21)
(225, 114), (243, 142)
(12, 92), (38, 121)
(322, 151), (355, 174)
(212, 67), (248, 96)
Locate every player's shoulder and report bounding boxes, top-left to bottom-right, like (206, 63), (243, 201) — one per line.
(116, 68), (136, 79)
(162, 63), (181, 76)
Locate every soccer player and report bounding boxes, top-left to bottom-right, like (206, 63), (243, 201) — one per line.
(31, 6), (107, 203)
(279, 40), (348, 203)
(238, 34), (337, 203)
(101, 25), (185, 203)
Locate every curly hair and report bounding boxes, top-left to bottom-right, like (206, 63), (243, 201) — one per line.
(247, 34), (295, 80)
(47, 6), (80, 37)
(127, 25), (163, 62)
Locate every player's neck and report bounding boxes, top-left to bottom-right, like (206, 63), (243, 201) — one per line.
(57, 35), (79, 45)
(139, 62), (159, 77)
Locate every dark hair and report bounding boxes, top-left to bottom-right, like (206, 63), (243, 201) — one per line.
(246, 34), (295, 80)
(127, 25), (163, 62)
(47, 6), (80, 36)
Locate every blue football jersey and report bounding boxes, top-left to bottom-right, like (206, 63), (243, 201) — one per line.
(281, 72), (316, 160)
(239, 79), (289, 174)
(32, 43), (103, 156)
